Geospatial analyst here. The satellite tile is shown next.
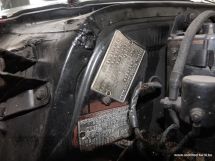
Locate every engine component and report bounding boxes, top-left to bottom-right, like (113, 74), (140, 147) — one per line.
(91, 30), (146, 103)
(169, 10), (215, 101)
(163, 11), (215, 126)
(168, 22), (215, 78)
(180, 75), (215, 128)
(161, 11), (215, 154)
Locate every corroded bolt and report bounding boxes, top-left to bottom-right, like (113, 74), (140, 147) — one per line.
(36, 87), (48, 101)
(191, 114), (201, 123)
(190, 108), (205, 127)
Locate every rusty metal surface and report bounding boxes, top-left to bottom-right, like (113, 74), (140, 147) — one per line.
(91, 30), (146, 102)
(81, 100), (127, 114)
(78, 105), (131, 151)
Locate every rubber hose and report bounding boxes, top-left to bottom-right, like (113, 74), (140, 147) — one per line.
(169, 10), (215, 100)
(160, 123), (178, 144)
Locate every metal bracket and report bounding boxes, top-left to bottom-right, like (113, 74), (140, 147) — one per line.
(0, 84), (50, 120)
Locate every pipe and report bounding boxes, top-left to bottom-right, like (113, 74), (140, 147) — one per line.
(169, 10), (215, 100)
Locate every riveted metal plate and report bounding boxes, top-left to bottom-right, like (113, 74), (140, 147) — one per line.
(91, 30), (145, 102)
(78, 105), (130, 151)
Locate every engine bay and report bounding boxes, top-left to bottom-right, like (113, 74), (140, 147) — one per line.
(0, 1), (215, 161)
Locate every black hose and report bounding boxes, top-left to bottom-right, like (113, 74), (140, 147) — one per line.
(171, 129), (195, 154)
(160, 109), (179, 145)
(160, 123), (178, 144)
(169, 10), (215, 100)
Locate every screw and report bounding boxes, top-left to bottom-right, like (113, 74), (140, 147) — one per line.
(190, 108), (205, 126)
(36, 87), (48, 101)
(191, 114), (201, 123)
(101, 96), (112, 106)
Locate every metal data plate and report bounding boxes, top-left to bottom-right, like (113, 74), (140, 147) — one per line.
(91, 30), (146, 102)
(78, 105), (130, 151)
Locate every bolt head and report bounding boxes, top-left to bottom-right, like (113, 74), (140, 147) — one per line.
(190, 108), (205, 123)
(101, 96), (111, 106)
(36, 87), (48, 100)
